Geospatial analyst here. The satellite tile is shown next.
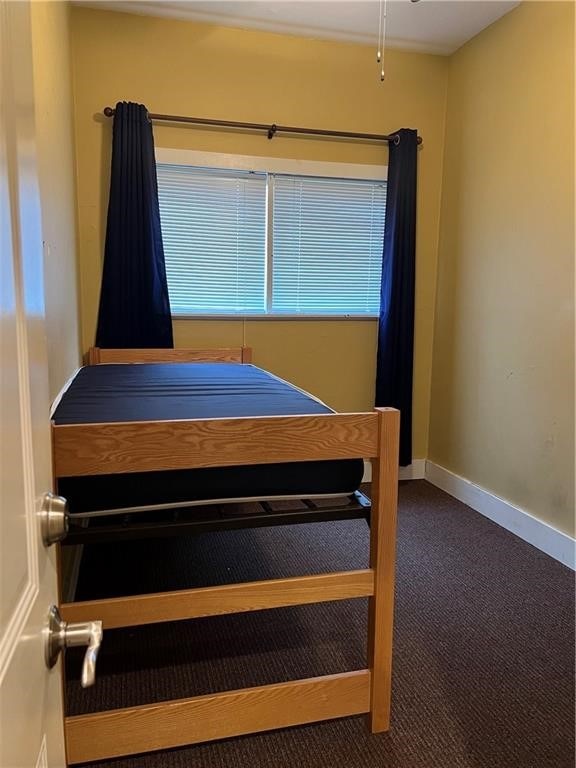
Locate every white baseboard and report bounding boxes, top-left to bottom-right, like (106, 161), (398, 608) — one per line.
(425, 461), (576, 570)
(362, 458), (426, 483)
(399, 459), (427, 481)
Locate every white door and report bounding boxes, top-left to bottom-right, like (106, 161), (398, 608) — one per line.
(0, 1), (66, 766)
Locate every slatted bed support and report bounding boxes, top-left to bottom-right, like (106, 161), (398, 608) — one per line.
(54, 353), (400, 762)
(62, 491), (372, 545)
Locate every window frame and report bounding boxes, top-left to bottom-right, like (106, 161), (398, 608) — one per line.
(155, 148), (388, 320)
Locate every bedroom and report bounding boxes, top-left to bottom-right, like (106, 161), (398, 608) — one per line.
(1, 1), (573, 766)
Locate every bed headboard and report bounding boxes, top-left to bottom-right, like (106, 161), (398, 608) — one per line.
(86, 347), (252, 365)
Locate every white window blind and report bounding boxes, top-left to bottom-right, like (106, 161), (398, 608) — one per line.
(271, 175), (386, 315)
(157, 164), (267, 314)
(156, 162), (386, 316)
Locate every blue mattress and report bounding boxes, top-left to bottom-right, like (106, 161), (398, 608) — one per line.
(53, 363), (364, 514)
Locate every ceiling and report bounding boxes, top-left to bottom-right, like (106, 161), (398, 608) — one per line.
(76, 0), (521, 55)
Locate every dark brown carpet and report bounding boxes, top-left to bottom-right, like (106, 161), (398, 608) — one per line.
(67, 481), (575, 768)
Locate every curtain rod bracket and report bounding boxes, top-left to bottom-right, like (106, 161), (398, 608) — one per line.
(267, 124), (277, 140)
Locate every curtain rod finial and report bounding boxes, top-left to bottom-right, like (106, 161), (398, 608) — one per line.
(104, 106), (115, 117)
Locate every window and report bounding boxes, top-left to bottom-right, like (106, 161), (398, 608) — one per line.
(157, 158), (386, 317)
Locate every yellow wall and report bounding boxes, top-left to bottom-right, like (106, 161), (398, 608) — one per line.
(430, 2), (575, 535)
(69, 7), (449, 455)
(31, 1), (80, 400)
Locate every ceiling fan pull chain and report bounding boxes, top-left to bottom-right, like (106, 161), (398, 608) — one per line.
(379, 0), (388, 81)
(377, 0), (383, 62)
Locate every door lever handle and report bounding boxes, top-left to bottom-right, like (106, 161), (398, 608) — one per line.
(45, 605), (103, 688)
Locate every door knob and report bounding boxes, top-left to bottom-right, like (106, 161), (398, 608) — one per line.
(45, 605), (103, 688)
(40, 492), (69, 545)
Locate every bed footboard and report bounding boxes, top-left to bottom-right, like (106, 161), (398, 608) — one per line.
(54, 407), (400, 763)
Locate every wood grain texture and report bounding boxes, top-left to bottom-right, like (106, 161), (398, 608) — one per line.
(86, 347), (100, 365)
(52, 412), (378, 477)
(65, 670), (371, 764)
(86, 347), (247, 364)
(368, 408), (400, 733)
(60, 569), (375, 629)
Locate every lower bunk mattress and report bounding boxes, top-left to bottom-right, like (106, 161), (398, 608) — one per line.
(52, 362), (364, 515)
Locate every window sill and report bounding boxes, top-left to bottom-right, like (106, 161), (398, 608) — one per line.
(172, 314), (380, 321)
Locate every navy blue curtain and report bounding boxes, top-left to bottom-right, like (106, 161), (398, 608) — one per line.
(95, 101), (173, 348)
(375, 128), (418, 466)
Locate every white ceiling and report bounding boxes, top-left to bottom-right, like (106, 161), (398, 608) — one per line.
(77, 0), (521, 55)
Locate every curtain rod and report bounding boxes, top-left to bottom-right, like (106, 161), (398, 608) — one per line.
(102, 106), (422, 145)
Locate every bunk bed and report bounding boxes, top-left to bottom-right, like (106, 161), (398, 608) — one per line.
(52, 347), (400, 764)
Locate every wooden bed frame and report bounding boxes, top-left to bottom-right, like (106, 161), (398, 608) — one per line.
(54, 347), (400, 765)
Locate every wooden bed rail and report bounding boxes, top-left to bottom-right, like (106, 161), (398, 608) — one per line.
(61, 569), (375, 629)
(86, 346), (252, 364)
(52, 411), (380, 477)
(66, 670), (371, 764)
